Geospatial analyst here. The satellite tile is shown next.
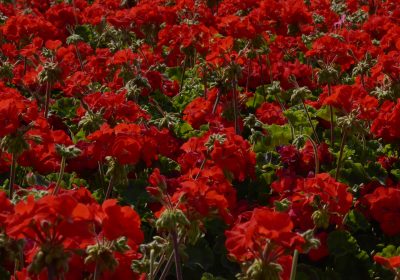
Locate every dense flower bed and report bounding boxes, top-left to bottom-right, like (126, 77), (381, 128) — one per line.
(1, 0), (400, 279)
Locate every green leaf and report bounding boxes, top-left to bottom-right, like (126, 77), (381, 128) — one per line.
(365, 161), (387, 184)
(274, 198), (291, 212)
(246, 91), (265, 109)
(263, 124), (292, 149)
(173, 121), (194, 139)
(185, 239), (215, 271)
(158, 155), (181, 173)
(201, 273), (226, 280)
(390, 169), (400, 181)
(327, 230), (359, 257)
(344, 210), (370, 232)
(316, 106), (332, 122)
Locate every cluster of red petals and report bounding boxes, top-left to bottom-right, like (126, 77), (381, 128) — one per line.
(271, 173), (353, 230)
(0, 188), (143, 279)
(363, 187), (400, 236)
(225, 207), (304, 279)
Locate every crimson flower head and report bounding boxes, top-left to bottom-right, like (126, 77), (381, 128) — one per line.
(363, 187), (400, 236)
(0, 87), (38, 138)
(225, 207), (304, 279)
(271, 173), (353, 230)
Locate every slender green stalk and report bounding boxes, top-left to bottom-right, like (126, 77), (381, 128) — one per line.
(302, 135), (320, 175)
(159, 252), (174, 280)
(203, 65), (207, 98)
(335, 130), (347, 180)
(44, 81), (51, 118)
(327, 83), (334, 145)
(195, 157), (207, 180)
(47, 264), (56, 280)
(179, 58), (187, 95)
(361, 74), (366, 90)
(93, 262), (101, 280)
(301, 99), (320, 145)
(105, 175), (114, 199)
(149, 249), (155, 280)
(9, 153), (17, 197)
(53, 156), (66, 195)
(151, 253), (166, 280)
(212, 89), (221, 115)
(232, 75), (240, 135)
(171, 231), (183, 280)
(74, 44), (84, 71)
(289, 249), (299, 280)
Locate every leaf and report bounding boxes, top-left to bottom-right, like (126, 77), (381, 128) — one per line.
(174, 121), (193, 138)
(246, 91), (265, 109)
(316, 106), (332, 122)
(201, 273), (226, 280)
(158, 155), (181, 173)
(263, 124), (292, 149)
(344, 210), (370, 232)
(327, 230), (359, 257)
(365, 161), (387, 184)
(390, 169), (400, 181)
(185, 238), (215, 271)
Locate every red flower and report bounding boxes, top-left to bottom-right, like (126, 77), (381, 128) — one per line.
(225, 207), (304, 274)
(371, 99), (400, 142)
(364, 187), (400, 236)
(210, 129), (256, 181)
(256, 102), (287, 125)
(101, 199), (144, 246)
(374, 255), (400, 272)
(322, 85), (378, 119)
(0, 89), (38, 137)
(271, 173), (353, 230)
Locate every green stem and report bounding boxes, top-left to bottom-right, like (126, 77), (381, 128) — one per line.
(327, 83), (334, 145)
(232, 75), (240, 135)
(9, 153), (17, 197)
(301, 98), (320, 145)
(203, 65), (207, 98)
(105, 175), (114, 199)
(212, 89), (221, 115)
(74, 44), (84, 71)
(302, 134), (320, 175)
(44, 81), (51, 118)
(289, 249), (299, 280)
(335, 130), (347, 180)
(47, 264), (56, 280)
(93, 262), (101, 280)
(361, 74), (366, 90)
(151, 253), (166, 280)
(149, 249), (155, 280)
(53, 156), (66, 195)
(179, 58), (186, 95)
(171, 231), (183, 280)
(159, 251), (174, 280)
(273, 93), (295, 140)
(195, 157), (207, 180)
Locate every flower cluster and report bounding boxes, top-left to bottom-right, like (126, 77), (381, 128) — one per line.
(1, 0), (400, 279)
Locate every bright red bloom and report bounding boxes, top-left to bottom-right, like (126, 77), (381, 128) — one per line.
(100, 199), (144, 245)
(374, 255), (400, 271)
(210, 129), (256, 182)
(225, 207), (304, 267)
(183, 88), (223, 129)
(364, 187), (400, 236)
(322, 85), (378, 119)
(371, 99), (400, 142)
(271, 173), (353, 230)
(0, 88), (38, 137)
(306, 35), (354, 71)
(256, 102), (287, 125)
